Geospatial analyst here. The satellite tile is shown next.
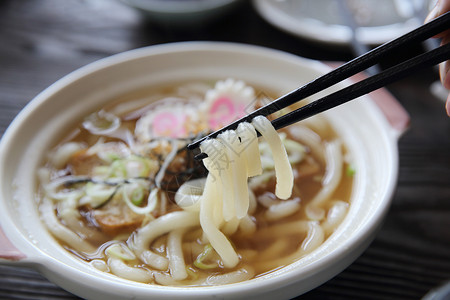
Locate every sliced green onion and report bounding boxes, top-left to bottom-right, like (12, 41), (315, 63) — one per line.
(80, 182), (117, 208)
(105, 152), (121, 162)
(43, 175), (87, 201)
(106, 243), (136, 261)
(87, 139), (131, 163)
(101, 155), (156, 179)
(346, 165), (356, 177)
(92, 165), (110, 178)
(110, 160), (127, 178)
(122, 184), (157, 215)
(260, 133), (306, 167)
(131, 186), (145, 206)
(83, 110), (120, 135)
(125, 155), (153, 178)
(194, 244), (218, 270)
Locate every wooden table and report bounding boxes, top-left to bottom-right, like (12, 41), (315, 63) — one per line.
(1, 1), (449, 299)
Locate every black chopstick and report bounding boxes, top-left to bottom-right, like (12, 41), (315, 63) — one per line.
(270, 42), (450, 130)
(336, 0), (381, 76)
(187, 11), (450, 156)
(193, 42), (450, 160)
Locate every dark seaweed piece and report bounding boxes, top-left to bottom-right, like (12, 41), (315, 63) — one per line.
(95, 184), (121, 209)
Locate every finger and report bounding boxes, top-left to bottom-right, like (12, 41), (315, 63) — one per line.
(446, 94), (450, 116)
(439, 36), (450, 89)
(425, 0), (450, 38)
(439, 60), (450, 88)
(425, 0), (441, 23)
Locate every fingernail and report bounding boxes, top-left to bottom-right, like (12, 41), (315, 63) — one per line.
(425, 0), (442, 23)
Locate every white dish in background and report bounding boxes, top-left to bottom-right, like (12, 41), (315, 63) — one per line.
(253, 0), (435, 45)
(0, 42), (408, 299)
(120, 0), (242, 24)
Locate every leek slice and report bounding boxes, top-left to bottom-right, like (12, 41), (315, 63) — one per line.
(193, 244), (218, 270)
(83, 110), (120, 135)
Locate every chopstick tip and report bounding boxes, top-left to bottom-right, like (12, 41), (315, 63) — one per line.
(194, 152), (208, 161)
(186, 142), (196, 150)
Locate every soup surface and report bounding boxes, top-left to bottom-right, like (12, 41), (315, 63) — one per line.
(37, 79), (353, 286)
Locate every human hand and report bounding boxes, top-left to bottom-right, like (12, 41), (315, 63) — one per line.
(425, 0), (450, 116)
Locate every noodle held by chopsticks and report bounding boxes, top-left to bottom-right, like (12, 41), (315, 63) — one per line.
(197, 116), (294, 267)
(217, 130), (249, 219)
(201, 140), (240, 267)
(252, 116), (293, 200)
(236, 122), (262, 177)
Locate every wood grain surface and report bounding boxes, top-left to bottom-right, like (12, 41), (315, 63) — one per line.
(1, 1), (449, 299)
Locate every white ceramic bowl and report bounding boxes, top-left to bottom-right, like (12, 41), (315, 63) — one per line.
(0, 42), (409, 299)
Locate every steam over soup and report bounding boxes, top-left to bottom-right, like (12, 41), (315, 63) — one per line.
(37, 79), (353, 286)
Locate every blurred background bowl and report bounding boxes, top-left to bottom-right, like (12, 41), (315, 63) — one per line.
(120, 0), (243, 25)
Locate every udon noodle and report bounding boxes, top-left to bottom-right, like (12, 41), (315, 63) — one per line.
(37, 79), (353, 286)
